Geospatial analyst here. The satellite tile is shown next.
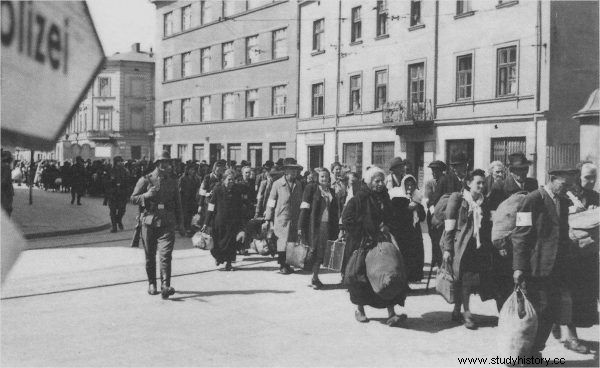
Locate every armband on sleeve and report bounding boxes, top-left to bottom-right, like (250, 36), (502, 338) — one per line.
(516, 212), (532, 227)
(444, 219), (456, 231)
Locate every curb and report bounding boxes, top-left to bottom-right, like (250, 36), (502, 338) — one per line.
(24, 223), (113, 240)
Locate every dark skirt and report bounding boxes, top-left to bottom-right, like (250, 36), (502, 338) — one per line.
(394, 225), (424, 282)
(570, 249), (599, 327)
(458, 238), (484, 293)
(312, 222), (329, 264)
(210, 221), (239, 265)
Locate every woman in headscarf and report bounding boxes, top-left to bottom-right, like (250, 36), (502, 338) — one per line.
(389, 174), (426, 282)
(442, 169), (493, 329)
(202, 169), (246, 271)
(298, 168), (339, 289)
(342, 166), (407, 326)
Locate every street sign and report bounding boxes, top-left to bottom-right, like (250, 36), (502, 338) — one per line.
(1, 1), (105, 151)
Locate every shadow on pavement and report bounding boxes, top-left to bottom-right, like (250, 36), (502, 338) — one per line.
(559, 358), (599, 367)
(169, 289), (295, 302)
(234, 266), (280, 272)
(240, 256), (277, 262)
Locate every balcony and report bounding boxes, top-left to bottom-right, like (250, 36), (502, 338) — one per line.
(86, 130), (115, 141)
(382, 100), (434, 126)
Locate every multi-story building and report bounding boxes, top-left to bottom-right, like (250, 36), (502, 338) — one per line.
(55, 43), (155, 162)
(297, 0), (598, 185)
(152, 0), (298, 166)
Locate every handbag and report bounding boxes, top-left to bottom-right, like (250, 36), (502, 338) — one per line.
(192, 231), (214, 250)
(285, 239), (312, 270)
(435, 259), (456, 304)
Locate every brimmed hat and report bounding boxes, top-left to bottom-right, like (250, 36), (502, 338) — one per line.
(449, 152), (468, 165)
(1, 150), (13, 163)
(508, 152), (532, 169)
(282, 157), (303, 171)
(549, 165), (578, 176)
(428, 160), (447, 170)
(113, 156), (123, 165)
(388, 157), (406, 170)
(240, 160), (250, 168)
(214, 159), (227, 167)
(154, 150), (171, 163)
(263, 160), (274, 169)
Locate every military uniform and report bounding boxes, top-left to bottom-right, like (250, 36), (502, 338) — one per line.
(104, 159), (131, 232)
(131, 161), (183, 298)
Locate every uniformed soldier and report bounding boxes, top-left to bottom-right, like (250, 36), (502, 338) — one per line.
(131, 151), (184, 299)
(104, 156), (131, 232)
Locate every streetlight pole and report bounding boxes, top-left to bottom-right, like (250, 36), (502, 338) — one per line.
(29, 149), (33, 205)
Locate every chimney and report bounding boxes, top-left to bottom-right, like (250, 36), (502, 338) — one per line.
(131, 43), (141, 52)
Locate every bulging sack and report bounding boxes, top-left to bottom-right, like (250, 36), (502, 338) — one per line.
(497, 288), (538, 358)
(365, 241), (406, 300)
(192, 231), (214, 250)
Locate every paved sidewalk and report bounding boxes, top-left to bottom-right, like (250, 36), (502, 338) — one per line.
(9, 186), (136, 239)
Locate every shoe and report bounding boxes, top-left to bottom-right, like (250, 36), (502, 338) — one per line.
(551, 324), (561, 340)
(564, 339), (590, 354)
(355, 310), (369, 323)
(225, 263), (234, 271)
(161, 285), (175, 299)
(451, 310), (462, 322)
(386, 313), (407, 327)
(279, 266), (292, 275)
(110, 226), (118, 233)
(77, 202), (82, 205)
(118, 222), (124, 230)
(463, 312), (477, 330)
(285, 265), (294, 274)
(147, 284), (158, 295)
(311, 278), (324, 290)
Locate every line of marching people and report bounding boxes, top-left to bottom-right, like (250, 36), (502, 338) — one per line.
(130, 149), (598, 360)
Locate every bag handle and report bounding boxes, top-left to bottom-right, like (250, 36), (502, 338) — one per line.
(440, 259), (455, 280)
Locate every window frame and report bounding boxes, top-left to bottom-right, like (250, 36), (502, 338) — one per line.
(272, 28), (287, 59)
(97, 107), (113, 131)
(245, 89), (259, 118)
(177, 144), (188, 159)
(163, 101), (172, 125)
(163, 56), (173, 81)
(222, 41), (234, 69)
(376, 1), (388, 37)
(200, 96), (211, 122)
(269, 142), (286, 162)
(343, 142), (363, 174)
(374, 69), (388, 110)
(201, 47), (211, 74)
(456, 53), (473, 101)
(98, 77), (111, 97)
(456, 0), (471, 14)
(410, 0), (421, 26)
(408, 62), (425, 115)
(227, 143), (242, 162)
(163, 11), (174, 37)
(181, 5), (192, 31)
(181, 52), (192, 78)
(222, 92), (235, 120)
(312, 19), (324, 51)
(496, 45), (518, 97)
(349, 74), (362, 113)
(351, 6), (362, 42)
(181, 98), (192, 123)
(311, 82), (325, 117)
(272, 85), (287, 116)
(200, 0), (212, 25)
(371, 142), (395, 168)
(245, 35), (259, 65)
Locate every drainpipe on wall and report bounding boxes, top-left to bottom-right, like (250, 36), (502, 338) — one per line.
(533, 0), (542, 178)
(296, 1), (302, 159)
(433, 0), (439, 121)
(334, 0), (342, 162)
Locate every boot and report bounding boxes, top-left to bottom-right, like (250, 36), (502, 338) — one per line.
(160, 272), (175, 299)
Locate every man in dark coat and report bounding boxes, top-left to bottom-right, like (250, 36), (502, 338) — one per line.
(1, 151), (14, 216)
(70, 156), (86, 205)
(179, 164), (200, 235)
(489, 152), (538, 210)
(104, 156), (131, 232)
(198, 159), (226, 223)
(424, 160), (446, 267)
(131, 151), (184, 299)
(429, 152), (468, 207)
(512, 166), (577, 359)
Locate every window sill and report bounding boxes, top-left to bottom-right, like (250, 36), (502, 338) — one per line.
(496, 1), (519, 9)
(94, 96), (116, 99)
(311, 50), (325, 56)
(349, 40), (363, 46)
(158, 114), (297, 127)
(375, 34), (389, 41)
(436, 94), (534, 108)
(454, 10), (476, 19)
(408, 24), (425, 32)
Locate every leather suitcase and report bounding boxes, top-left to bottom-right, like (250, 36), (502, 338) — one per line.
(323, 239), (345, 271)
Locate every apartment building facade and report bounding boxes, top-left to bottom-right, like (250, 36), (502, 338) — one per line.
(152, 0), (298, 166)
(55, 43), (155, 162)
(297, 0), (598, 185)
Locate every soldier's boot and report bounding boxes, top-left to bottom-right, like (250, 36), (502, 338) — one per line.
(160, 271), (175, 300)
(110, 216), (118, 233)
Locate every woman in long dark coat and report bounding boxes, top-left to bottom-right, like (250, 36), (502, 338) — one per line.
(203, 170), (246, 271)
(298, 168), (339, 289)
(342, 166), (407, 326)
(389, 174), (426, 282)
(442, 169), (493, 330)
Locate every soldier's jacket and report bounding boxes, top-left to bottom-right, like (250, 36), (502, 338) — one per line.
(104, 166), (131, 202)
(130, 168), (183, 229)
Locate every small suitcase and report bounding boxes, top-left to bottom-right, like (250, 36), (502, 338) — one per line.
(285, 241), (312, 270)
(323, 239), (345, 271)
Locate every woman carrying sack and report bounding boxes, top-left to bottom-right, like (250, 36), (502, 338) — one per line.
(298, 168), (340, 290)
(442, 169), (494, 329)
(342, 166), (407, 326)
(202, 170), (246, 271)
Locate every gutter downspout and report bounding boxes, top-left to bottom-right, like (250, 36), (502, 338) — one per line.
(296, 1), (302, 159)
(533, 0), (542, 178)
(334, 0), (342, 162)
(433, 0), (439, 120)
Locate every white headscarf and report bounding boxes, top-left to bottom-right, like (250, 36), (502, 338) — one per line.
(389, 174), (422, 226)
(462, 188), (483, 249)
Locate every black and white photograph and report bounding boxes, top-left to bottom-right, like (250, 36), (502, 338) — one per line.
(1, 0), (599, 366)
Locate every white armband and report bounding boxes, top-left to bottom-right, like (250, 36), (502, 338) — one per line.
(516, 212), (532, 227)
(267, 199), (276, 208)
(207, 203), (215, 212)
(300, 201), (311, 209)
(444, 219), (456, 231)
(199, 189), (208, 196)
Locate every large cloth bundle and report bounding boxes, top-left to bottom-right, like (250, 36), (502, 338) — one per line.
(365, 240), (406, 300)
(323, 239), (345, 271)
(251, 239), (270, 255)
(344, 248), (368, 287)
(192, 231), (214, 250)
(492, 192), (528, 251)
(435, 260), (456, 304)
(11, 168), (23, 182)
(285, 240), (312, 270)
(569, 207), (600, 250)
(431, 193), (452, 229)
(497, 287), (538, 358)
